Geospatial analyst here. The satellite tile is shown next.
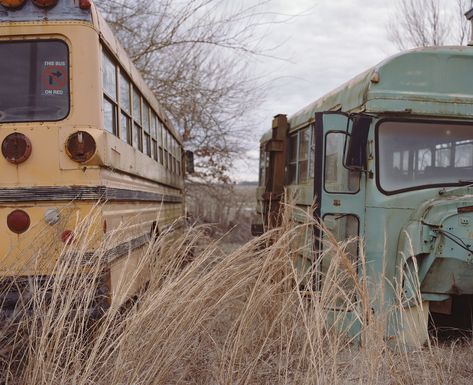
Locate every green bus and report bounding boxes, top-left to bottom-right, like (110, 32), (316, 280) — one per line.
(253, 44), (473, 345)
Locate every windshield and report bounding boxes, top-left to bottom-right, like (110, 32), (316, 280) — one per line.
(378, 120), (473, 193)
(0, 40), (69, 123)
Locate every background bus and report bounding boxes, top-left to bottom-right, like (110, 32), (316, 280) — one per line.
(0, 0), (189, 312)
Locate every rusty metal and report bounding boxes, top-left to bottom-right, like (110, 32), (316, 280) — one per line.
(2, 132), (32, 164)
(430, 297), (453, 315)
(65, 131), (96, 163)
(263, 114), (288, 229)
(458, 205), (473, 214)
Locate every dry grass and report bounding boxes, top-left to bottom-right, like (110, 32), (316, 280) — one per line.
(0, 203), (472, 384)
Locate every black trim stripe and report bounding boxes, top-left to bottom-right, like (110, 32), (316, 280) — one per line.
(0, 186), (183, 203)
(90, 234), (150, 263)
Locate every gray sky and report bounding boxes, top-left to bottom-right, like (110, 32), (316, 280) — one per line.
(234, 0), (398, 181)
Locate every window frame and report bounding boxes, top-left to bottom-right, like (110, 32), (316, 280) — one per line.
(323, 130), (360, 194)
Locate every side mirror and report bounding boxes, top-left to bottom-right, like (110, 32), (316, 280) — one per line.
(345, 115), (371, 170)
(185, 150), (195, 174)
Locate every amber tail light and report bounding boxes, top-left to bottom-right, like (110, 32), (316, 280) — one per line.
(2, 133), (32, 164)
(0, 0), (26, 9)
(7, 210), (31, 234)
(66, 131), (96, 163)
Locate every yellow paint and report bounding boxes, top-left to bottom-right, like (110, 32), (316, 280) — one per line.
(0, 7), (185, 303)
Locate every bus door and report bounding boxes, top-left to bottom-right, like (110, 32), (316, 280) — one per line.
(313, 112), (370, 301)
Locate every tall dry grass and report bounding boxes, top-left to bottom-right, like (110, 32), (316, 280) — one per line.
(0, 203), (472, 384)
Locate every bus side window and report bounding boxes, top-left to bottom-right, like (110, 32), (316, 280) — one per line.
(287, 133), (298, 184)
(308, 124), (316, 179)
(132, 88), (143, 152)
(102, 50), (118, 136)
(119, 73), (132, 145)
(321, 214), (359, 299)
(298, 127), (310, 183)
(324, 132), (359, 193)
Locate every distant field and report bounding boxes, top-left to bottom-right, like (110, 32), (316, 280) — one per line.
(186, 182), (258, 244)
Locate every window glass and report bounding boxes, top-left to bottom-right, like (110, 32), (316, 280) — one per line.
(144, 133), (151, 157)
(102, 51), (116, 100)
(378, 121), (473, 192)
(120, 73), (131, 113)
(321, 214), (359, 300)
(159, 147), (164, 165)
(143, 102), (150, 133)
(309, 124), (316, 178)
(133, 124), (142, 151)
(152, 140), (158, 160)
(298, 127), (310, 182)
(164, 150), (168, 168)
(325, 132), (359, 192)
(120, 112), (131, 144)
(287, 133), (298, 184)
(158, 120), (163, 144)
(0, 40), (69, 123)
(151, 113), (158, 138)
(103, 97), (116, 134)
(133, 88), (141, 124)
(456, 141), (473, 167)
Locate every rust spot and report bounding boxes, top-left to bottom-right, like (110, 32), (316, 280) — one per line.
(458, 206), (473, 214)
(65, 131), (96, 163)
(2, 133), (32, 164)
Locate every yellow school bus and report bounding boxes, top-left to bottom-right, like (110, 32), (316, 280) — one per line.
(0, 0), (188, 313)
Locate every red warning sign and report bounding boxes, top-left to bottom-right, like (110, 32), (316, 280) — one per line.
(41, 65), (67, 91)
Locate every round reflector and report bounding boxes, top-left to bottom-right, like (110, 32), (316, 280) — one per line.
(32, 0), (58, 8)
(65, 131), (96, 163)
(2, 133), (32, 165)
(7, 210), (31, 234)
(0, 0), (26, 9)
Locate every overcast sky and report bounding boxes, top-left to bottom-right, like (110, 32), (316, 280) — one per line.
(233, 0), (398, 181)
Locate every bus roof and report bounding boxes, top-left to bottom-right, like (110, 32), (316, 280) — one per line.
(287, 46), (473, 132)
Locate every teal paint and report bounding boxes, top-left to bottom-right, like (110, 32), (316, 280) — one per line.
(256, 46), (473, 344)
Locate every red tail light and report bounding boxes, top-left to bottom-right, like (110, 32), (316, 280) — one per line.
(7, 210), (30, 234)
(32, 0), (58, 8)
(2, 133), (32, 165)
(61, 230), (74, 244)
(79, 0), (91, 9)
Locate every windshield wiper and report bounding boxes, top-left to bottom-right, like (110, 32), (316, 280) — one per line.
(458, 180), (473, 184)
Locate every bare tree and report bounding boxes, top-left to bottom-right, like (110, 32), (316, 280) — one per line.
(388, 0), (473, 50)
(98, 0), (272, 183)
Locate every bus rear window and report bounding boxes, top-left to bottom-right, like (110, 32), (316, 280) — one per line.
(0, 40), (69, 123)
